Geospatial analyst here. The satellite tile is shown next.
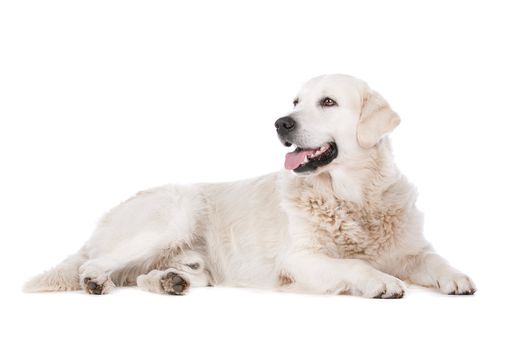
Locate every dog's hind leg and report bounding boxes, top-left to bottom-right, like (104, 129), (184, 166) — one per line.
(77, 185), (205, 295)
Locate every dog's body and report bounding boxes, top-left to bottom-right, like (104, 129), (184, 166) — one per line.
(25, 74), (475, 298)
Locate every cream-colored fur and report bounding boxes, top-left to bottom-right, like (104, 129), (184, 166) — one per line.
(25, 74), (475, 298)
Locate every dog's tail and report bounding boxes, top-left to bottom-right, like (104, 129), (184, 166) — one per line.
(23, 248), (88, 293)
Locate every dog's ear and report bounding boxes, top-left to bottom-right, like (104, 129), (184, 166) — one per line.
(357, 88), (400, 149)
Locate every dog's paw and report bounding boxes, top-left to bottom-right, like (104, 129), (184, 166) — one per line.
(436, 274), (476, 295)
(357, 272), (406, 299)
(160, 271), (189, 295)
(81, 275), (115, 295)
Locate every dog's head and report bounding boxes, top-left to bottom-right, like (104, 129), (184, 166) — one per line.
(275, 74), (400, 175)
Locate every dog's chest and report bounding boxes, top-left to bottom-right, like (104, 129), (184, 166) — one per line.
(295, 192), (405, 259)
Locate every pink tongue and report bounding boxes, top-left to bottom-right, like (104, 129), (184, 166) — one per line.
(285, 149), (316, 170)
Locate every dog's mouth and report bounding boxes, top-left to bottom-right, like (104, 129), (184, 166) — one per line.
(284, 142), (338, 173)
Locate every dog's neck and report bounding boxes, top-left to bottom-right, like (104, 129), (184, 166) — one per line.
(325, 138), (400, 205)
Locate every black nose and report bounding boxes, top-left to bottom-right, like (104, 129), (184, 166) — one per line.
(274, 116), (296, 135)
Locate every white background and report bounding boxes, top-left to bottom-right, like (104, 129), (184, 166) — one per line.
(1, 0), (524, 349)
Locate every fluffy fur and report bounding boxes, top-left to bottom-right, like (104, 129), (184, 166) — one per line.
(25, 74), (475, 298)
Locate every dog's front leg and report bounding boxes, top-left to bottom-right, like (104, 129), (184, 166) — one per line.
(280, 253), (406, 298)
(405, 252), (476, 295)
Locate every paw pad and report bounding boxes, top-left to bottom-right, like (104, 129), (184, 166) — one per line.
(83, 277), (104, 295)
(160, 272), (189, 295)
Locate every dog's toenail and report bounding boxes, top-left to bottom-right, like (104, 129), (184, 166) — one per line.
(187, 263), (200, 270)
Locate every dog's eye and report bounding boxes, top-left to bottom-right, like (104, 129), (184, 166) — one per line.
(293, 99), (299, 107)
(320, 97), (337, 107)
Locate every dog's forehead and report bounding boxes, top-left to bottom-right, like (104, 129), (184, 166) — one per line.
(297, 74), (364, 99)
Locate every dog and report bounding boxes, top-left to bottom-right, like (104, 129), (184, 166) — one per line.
(25, 74), (476, 298)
